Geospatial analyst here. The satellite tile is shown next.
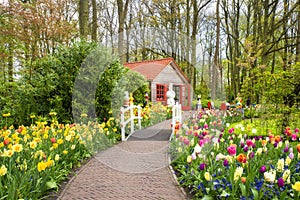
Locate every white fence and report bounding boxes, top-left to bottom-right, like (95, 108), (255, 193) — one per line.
(170, 102), (182, 141)
(120, 105), (142, 141)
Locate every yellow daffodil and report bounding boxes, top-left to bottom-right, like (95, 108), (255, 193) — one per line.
(37, 162), (47, 172)
(57, 139), (63, 144)
(29, 141), (37, 149)
(2, 113), (11, 117)
(0, 165), (7, 176)
(12, 144), (23, 153)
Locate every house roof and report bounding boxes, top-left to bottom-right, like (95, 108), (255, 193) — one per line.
(123, 57), (189, 82)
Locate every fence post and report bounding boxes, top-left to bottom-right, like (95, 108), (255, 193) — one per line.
(130, 105), (134, 134)
(120, 107), (125, 141)
(138, 106), (141, 130)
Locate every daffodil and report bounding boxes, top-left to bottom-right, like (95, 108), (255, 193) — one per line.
(0, 165), (7, 176)
(37, 161), (47, 172)
(12, 144), (23, 153)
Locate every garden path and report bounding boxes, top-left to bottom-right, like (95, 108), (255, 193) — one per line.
(56, 117), (190, 200)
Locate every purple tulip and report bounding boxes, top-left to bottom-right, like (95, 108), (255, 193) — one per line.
(241, 142), (245, 148)
(243, 146), (248, 152)
(284, 146), (289, 153)
(223, 159), (229, 167)
(199, 163), (206, 170)
(249, 152), (255, 159)
(277, 177), (284, 187)
(260, 165), (266, 173)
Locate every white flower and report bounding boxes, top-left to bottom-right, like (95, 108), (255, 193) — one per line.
(191, 152), (197, 160)
(226, 123), (230, 127)
(241, 126), (245, 132)
(234, 167), (243, 182)
(285, 157), (291, 166)
(263, 147), (268, 153)
(264, 170), (276, 183)
(194, 144), (202, 154)
(216, 153), (226, 160)
(278, 141), (283, 148)
(277, 159), (284, 172)
(256, 148), (263, 155)
(252, 128), (257, 134)
(283, 169), (291, 183)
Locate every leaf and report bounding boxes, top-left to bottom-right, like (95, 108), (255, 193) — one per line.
(251, 188), (259, 200)
(46, 180), (58, 190)
(239, 183), (246, 196)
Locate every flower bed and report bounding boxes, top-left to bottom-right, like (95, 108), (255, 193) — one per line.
(0, 114), (119, 199)
(170, 110), (300, 200)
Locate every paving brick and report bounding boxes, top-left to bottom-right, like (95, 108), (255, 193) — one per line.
(57, 119), (188, 200)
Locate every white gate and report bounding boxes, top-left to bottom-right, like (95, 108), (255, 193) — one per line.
(170, 102), (182, 141)
(120, 105), (142, 141)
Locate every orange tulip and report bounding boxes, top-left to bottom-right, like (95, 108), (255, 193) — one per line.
(237, 153), (247, 163)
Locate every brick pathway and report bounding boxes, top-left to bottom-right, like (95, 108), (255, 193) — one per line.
(56, 119), (188, 200)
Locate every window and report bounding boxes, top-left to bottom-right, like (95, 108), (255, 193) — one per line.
(156, 84), (166, 101)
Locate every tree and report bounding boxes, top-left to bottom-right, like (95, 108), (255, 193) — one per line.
(79, 0), (89, 40)
(117, 0), (130, 63)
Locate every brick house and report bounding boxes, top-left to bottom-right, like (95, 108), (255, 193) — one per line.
(123, 57), (191, 110)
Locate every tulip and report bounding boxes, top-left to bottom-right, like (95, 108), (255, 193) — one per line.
(284, 146), (289, 153)
(223, 159), (229, 167)
(187, 156), (192, 163)
(227, 145), (236, 156)
(277, 177), (284, 187)
(237, 153), (247, 163)
(241, 177), (246, 183)
(199, 163), (206, 170)
(260, 165), (267, 173)
(292, 182), (300, 192)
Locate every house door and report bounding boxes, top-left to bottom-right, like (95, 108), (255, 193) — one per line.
(173, 85), (181, 104)
(174, 85), (190, 110)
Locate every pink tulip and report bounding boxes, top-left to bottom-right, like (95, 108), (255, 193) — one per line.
(227, 145), (236, 156)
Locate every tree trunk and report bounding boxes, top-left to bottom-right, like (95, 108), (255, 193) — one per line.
(91, 0), (97, 41)
(296, 2), (300, 62)
(117, 0), (130, 63)
(79, 0), (89, 40)
(212, 0), (220, 100)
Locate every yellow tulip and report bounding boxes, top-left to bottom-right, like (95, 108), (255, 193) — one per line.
(292, 182), (300, 192)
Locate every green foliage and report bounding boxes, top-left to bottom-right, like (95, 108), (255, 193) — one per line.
(0, 41), (150, 127)
(240, 62), (300, 131)
(195, 80), (210, 100)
